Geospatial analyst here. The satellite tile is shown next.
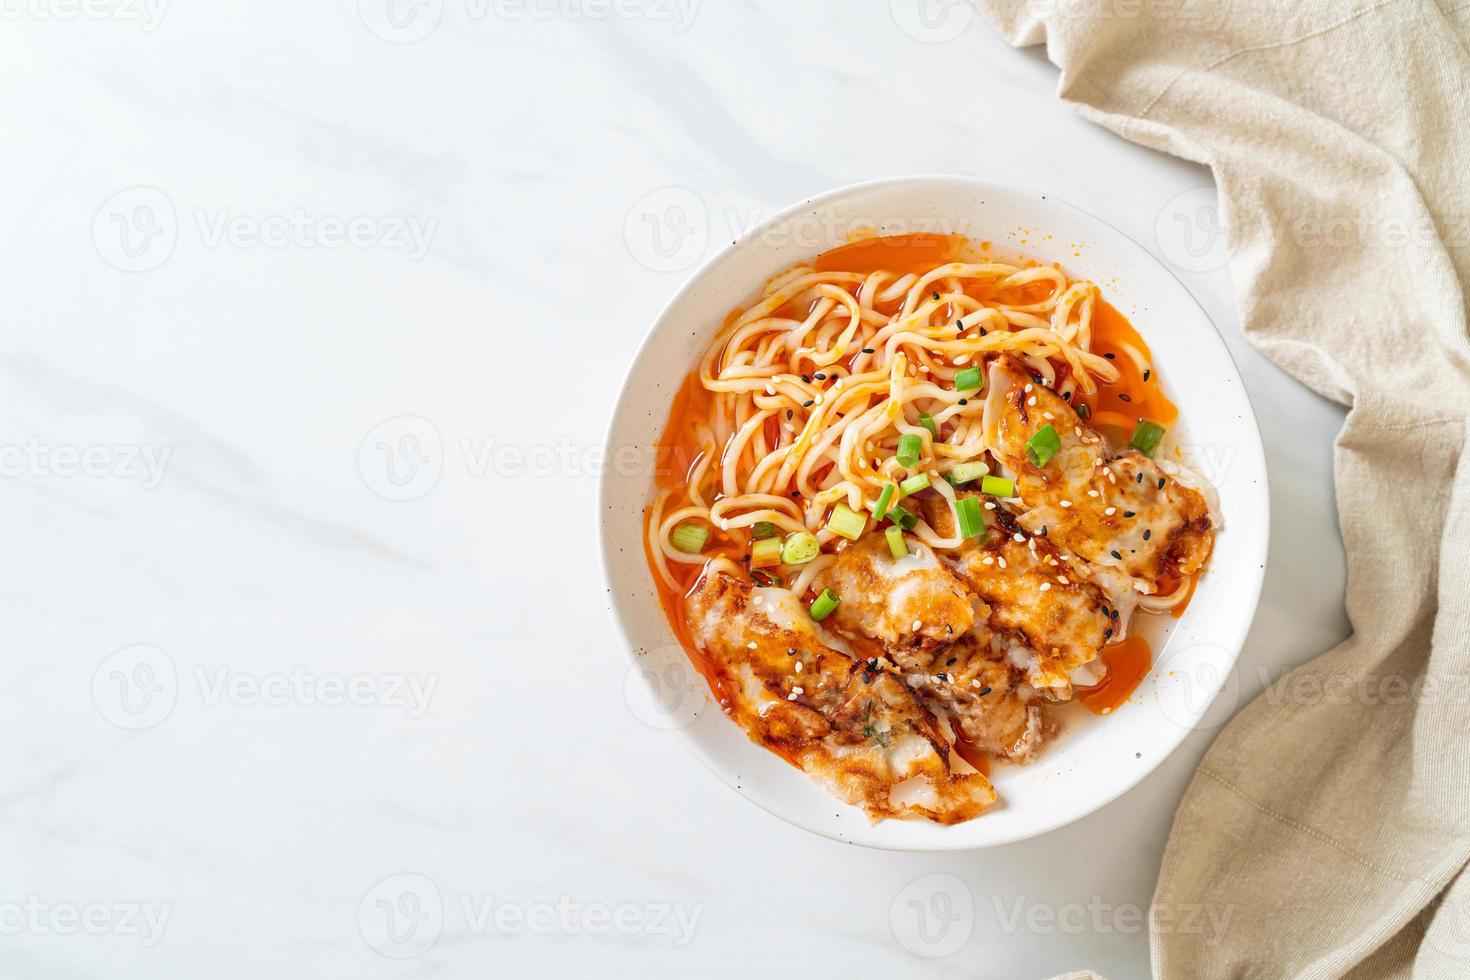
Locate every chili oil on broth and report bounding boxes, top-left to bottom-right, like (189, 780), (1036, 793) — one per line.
(642, 232), (1209, 821)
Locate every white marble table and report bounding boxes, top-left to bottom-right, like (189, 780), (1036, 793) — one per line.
(0, 2), (1348, 977)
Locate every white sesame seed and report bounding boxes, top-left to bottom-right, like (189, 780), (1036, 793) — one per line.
(748, 641), (757, 649)
(1058, 575), (1070, 584)
(983, 501), (996, 510)
(1042, 412), (1054, 420)
(997, 557), (1008, 569)
(1040, 582), (1051, 592)
(792, 686), (804, 695)
(787, 691), (798, 700)
(1024, 383), (1034, 393)
(953, 355), (970, 366)
(1060, 500), (1073, 508)
(1013, 532), (1025, 543)
(795, 662), (803, 672)
(912, 619), (922, 631)
(1027, 396), (1037, 406)
(1087, 490), (1100, 498)
(981, 555), (994, 565)
(1104, 506), (1117, 516)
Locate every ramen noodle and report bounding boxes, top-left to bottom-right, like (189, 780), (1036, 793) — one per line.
(644, 233), (1217, 824)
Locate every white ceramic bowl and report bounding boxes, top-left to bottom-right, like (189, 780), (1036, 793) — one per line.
(601, 176), (1268, 850)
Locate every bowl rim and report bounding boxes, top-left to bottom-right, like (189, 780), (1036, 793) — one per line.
(599, 174), (1270, 851)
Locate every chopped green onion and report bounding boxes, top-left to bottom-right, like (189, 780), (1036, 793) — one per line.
(896, 432), (923, 469)
(825, 503), (867, 541)
(751, 537), (783, 568)
(954, 366), (983, 392)
(884, 525), (908, 559)
(808, 588), (841, 621)
(946, 461), (990, 485)
(886, 504), (917, 530)
(918, 412), (939, 441)
(1025, 424), (1062, 467)
(1128, 419), (1166, 457)
(900, 472), (931, 495)
(980, 475), (1015, 498)
(751, 520), (779, 540)
(670, 522), (709, 554)
(781, 531), (820, 565)
(955, 496), (985, 538)
(872, 483), (896, 522)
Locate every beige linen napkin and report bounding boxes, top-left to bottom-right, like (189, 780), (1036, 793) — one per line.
(972, 1), (1470, 976)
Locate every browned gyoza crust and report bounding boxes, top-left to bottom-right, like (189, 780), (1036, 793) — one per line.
(684, 572), (994, 824)
(982, 355), (1214, 594)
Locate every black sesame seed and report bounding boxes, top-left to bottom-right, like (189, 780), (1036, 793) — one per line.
(946, 657), (956, 666)
(1123, 510), (1135, 518)
(802, 400), (814, 408)
(814, 373), (826, 380)
(1157, 477), (1166, 489)
(932, 291), (940, 301)
(1040, 526), (1048, 537)
(1112, 609), (1120, 620)
(1104, 352), (1115, 360)
(1143, 528), (1152, 540)
(786, 409), (793, 420)
(958, 398), (968, 406)
(861, 672), (871, 684)
(1119, 393), (1132, 403)
(861, 348), (875, 354)
(1136, 473), (1144, 484)
(1062, 391), (1072, 401)
(979, 328), (987, 336)
(1110, 549), (1123, 559)
(1143, 369), (1152, 382)
(788, 648), (797, 656)
(979, 687), (992, 696)
(1104, 628), (1113, 640)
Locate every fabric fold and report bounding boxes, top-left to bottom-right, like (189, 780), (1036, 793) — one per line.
(972, 1), (1470, 976)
